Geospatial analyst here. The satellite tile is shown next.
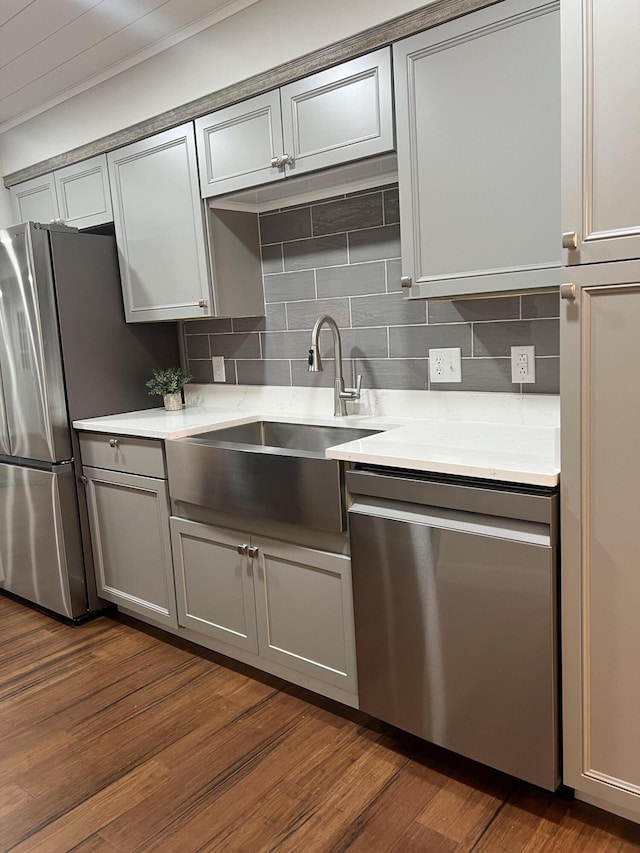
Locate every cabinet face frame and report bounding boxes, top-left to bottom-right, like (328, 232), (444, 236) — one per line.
(395, 0), (561, 299)
(562, 0), (640, 266)
(107, 123), (213, 322)
(561, 259), (640, 818)
(54, 154), (113, 229)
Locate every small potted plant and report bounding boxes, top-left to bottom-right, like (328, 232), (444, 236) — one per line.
(145, 366), (192, 411)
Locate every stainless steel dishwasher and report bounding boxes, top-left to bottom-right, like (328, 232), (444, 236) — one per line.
(346, 467), (559, 791)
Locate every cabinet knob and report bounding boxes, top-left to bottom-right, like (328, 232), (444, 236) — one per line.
(270, 156), (283, 169)
(247, 546), (259, 559)
(109, 438), (119, 448)
(401, 275), (412, 289)
(237, 544), (249, 555)
(562, 231), (578, 250)
(281, 154), (294, 166)
(198, 299), (208, 308)
(560, 283), (576, 301)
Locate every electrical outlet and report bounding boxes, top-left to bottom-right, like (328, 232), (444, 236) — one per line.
(429, 348), (462, 383)
(511, 346), (535, 383)
(212, 356), (226, 383)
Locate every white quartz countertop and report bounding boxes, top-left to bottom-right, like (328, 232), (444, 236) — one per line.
(73, 391), (560, 486)
(325, 420), (560, 486)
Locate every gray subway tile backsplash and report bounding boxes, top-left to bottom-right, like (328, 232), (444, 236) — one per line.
(264, 269), (316, 303)
(316, 261), (386, 298)
(389, 323), (473, 358)
(186, 184), (560, 394)
(312, 193), (383, 236)
(286, 297), (350, 331)
(348, 223), (401, 264)
(260, 207), (312, 244)
(283, 233), (348, 271)
(351, 292), (426, 328)
(473, 319), (560, 358)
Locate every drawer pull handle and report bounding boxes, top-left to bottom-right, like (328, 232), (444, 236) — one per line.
(109, 438), (119, 448)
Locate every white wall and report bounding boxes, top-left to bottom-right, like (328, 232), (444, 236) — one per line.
(0, 0), (433, 176)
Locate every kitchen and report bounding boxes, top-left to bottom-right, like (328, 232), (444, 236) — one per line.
(0, 0), (638, 849)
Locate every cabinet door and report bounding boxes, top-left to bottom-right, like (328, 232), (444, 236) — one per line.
(107, 123), (212, 322)
(84, 466), (177, 627)
(562, 0), (640, 266)
(54, 154), (112, 229)
(9, 174), (59, 225)
(195, 91), (284, 198)
(280, 48), (394, 177)
(252, 536), (356, 693)
(394, 0), (560, 299)
(561, 262), (640, 819)
(170, 518), (258, 653)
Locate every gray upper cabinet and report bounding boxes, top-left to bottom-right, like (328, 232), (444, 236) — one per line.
(107, 123), (213, 322)
(10, 173), (59, 225)
(195, 48), (393, 198)
(562, 0), (640, 266)
(54, 154), (112, 229)
(195, 91), (284, 197)
(394, 0), (561, 299)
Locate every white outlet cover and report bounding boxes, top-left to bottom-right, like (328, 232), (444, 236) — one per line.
(429, 347), (462, 383)
(212, 355), (226, 383)
(510, 345), (535, 383)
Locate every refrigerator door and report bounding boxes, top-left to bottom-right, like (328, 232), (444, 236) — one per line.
(0, 460), (87, 618)
(0, 223), (71, 463)
(0, 366), (10, 456)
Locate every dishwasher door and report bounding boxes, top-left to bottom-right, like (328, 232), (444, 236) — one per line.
(348, 485), (558, 791)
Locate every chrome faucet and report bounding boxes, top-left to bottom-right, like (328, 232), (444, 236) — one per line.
(308, 314), (362, 416)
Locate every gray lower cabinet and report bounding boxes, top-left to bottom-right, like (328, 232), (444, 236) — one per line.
(394, 0), (560, 299)
(54, 154), (112, 229)
(80, 434), (177, 628)
(562, 0), (640, 266)
(195, 48), (393, 198)
(9, 173), (59, 225)
(170, 517), (357, 695)
(561, 260), (640, 822)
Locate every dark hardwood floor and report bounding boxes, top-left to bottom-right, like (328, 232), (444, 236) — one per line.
(2, 593), (640, 853)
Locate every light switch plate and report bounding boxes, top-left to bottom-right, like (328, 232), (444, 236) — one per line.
(429, 348), (462, 383)
(212, 356), (226, 383)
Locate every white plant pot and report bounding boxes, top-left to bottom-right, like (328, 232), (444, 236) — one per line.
(163, 392), (182, 411)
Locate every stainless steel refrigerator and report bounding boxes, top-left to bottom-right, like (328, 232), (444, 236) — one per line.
(0, 222), (179, 619)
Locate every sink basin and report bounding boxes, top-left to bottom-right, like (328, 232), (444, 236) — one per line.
(187, 421), (379, 456)
(165, 420), (381, 532)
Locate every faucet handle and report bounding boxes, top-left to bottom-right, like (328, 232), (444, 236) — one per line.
(340, 374), (362, 401)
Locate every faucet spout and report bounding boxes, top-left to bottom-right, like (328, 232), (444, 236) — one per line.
(308, 314), (361, 417)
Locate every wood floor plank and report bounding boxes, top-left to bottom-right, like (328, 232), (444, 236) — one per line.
(10, 760), (170, 853)
(2, 594), (640, 853)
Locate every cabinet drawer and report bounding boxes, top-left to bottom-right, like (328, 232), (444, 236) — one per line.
(79, 433), (165, 478)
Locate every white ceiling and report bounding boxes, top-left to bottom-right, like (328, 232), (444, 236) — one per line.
(0, 0), (261, 133)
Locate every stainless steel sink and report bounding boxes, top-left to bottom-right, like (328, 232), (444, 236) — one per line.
(165, 421), (381, 532)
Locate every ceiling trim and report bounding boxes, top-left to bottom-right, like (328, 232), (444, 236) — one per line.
(3, 0), (500, 188)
